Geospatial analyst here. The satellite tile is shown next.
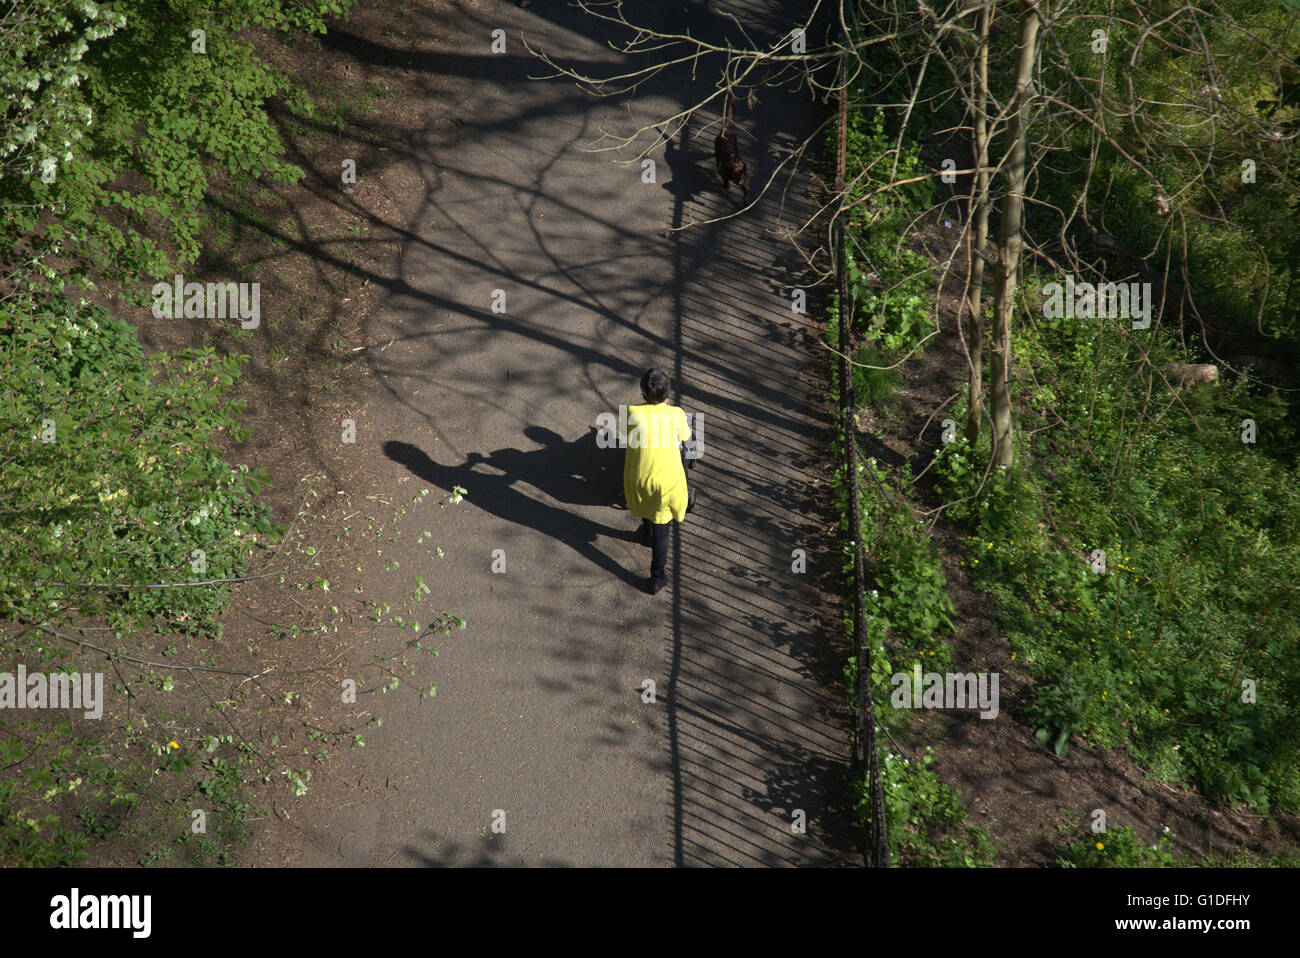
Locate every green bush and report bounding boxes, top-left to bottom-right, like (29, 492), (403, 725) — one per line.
(1, 0), (357, 284)
(0, 288), (278, 637)
(857, 748), (996, 867)
(842, 110), (936, 355)
(1059, 824), (1179, 868)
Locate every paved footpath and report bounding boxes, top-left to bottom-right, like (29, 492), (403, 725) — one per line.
(264, 0), (856, 866)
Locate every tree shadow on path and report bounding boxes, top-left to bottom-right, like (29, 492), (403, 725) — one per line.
(384, 428), (645, 588)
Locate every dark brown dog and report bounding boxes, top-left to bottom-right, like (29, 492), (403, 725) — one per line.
(714, 97), (749, 200)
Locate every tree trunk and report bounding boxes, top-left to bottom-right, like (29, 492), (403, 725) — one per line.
(989, 1), (1041, 469)
(964, 4), (993, 443)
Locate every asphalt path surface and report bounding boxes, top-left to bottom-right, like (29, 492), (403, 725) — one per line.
(279, 0), (855, 867)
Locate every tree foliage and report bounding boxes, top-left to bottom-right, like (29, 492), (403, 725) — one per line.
(1, 0), (356, 287)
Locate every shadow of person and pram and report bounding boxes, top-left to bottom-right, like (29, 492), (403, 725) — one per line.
(384, 426), (647, 588)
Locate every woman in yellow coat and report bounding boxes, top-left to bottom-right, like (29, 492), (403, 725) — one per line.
(624, 368), (691, 594)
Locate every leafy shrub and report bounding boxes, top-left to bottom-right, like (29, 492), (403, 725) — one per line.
(852, 458), (956, 666)
(857, 748), (996, 867)
(0, 288), (278, 637)
(842, 110), (936, 355)
(1058, 824), (1179, 868)
(1, 0), (358, 283)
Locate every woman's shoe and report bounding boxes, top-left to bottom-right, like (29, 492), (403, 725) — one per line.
(650, 575), (667, 595)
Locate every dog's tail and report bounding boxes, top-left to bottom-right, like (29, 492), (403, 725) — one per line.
(723, 95), (735, 136)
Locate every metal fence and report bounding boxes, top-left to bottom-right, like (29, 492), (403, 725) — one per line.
(835, 40), (890, 869)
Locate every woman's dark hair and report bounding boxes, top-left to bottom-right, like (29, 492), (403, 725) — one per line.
(640, 368), (671, 403)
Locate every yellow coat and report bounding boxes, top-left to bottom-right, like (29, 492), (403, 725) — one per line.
(623, 402), (691, 524)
